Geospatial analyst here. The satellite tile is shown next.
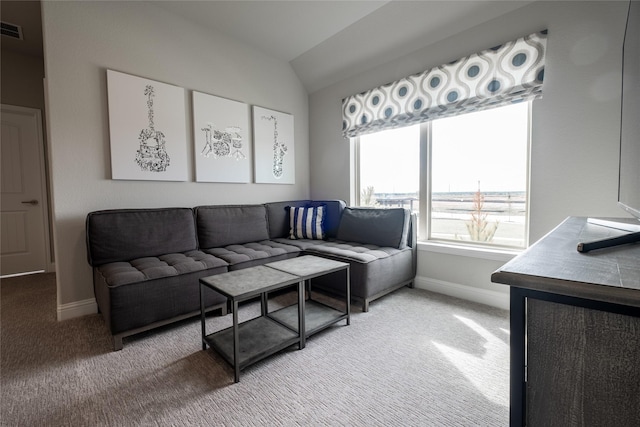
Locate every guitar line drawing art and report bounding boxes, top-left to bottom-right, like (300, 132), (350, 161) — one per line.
(135, 85), (170, 172)
(261, 115), (287, 178)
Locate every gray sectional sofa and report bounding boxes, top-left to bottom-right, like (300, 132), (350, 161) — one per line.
(86, 200), (417, 350)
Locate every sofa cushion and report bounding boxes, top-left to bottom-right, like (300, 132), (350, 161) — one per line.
(289, 205), (325, 240)
(270, 237), (327, 251)
(304, 240), (400, 263)
(204, 240), (301, 270)
(86, 208), (198, 266)
(305, 241), (414, 301)
(195, 205), (269, 248)
(336, 207), (410, 249)
(97, 250), (228, 287)
(94, 261), (228, 335)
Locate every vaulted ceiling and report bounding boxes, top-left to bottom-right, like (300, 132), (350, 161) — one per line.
(2, 1), (533, 93)
(155, 1), (533, 93)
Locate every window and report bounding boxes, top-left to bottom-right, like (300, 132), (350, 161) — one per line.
(355, 102), (530, 249)
(357, 125), (420, 211)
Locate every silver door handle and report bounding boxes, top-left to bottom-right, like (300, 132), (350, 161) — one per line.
(21, 200), (39, 205)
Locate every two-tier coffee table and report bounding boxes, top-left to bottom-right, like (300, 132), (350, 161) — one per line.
(199, 265), (304, 383)
(265, 255), (350, 347)
(199, 255), (350, 382)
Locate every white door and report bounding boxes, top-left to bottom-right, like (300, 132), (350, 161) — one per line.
(1, 105), (49, 276)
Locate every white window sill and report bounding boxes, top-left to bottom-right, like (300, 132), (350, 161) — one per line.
(417, 241), (522, 262)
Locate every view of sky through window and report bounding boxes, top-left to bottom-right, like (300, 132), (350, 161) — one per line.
(432, 102), (528, 193)
(359, 125), (419, 195)
(359, 102), (528, 195)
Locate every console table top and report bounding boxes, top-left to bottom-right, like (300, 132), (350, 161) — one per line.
(492, 216), (640, 308)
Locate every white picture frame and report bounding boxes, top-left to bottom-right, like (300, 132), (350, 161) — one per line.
(106, 69), (188, 181)
(252, 106), (295, 184)
(192, 91), (251, 183)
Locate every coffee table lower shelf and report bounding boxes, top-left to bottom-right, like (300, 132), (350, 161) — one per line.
(204, 316), (300, 370)
(269, 300), (348, 337)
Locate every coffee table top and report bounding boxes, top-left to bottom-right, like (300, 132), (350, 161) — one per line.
(200, 265), (300, 300)
(266, 255), (349, 279)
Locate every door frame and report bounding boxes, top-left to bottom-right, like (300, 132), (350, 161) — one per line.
(1, 103), (54, 275)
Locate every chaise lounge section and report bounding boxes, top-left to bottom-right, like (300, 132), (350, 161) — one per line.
(86, 200), (417, 350)
(265, 202), (417, 312)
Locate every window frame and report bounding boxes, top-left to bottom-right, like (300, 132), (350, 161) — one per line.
(353, 101), (532, 250)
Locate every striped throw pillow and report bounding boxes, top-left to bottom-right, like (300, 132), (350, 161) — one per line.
(289, 205), (326, 240)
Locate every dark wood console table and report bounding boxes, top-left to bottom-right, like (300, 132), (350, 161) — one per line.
(491, 216), (640, 427)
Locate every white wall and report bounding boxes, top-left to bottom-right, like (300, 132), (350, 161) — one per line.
(309, 1), (628, 309)
(41, 1), (310, 317)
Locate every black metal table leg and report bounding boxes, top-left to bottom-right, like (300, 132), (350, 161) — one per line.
(200, 283), (206, 350)
(298, 280), (305, 348)
(233, 299), (240, 383)
(345, 266), (351, 325)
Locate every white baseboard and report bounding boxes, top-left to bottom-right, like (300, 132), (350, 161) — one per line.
(57, 298), (98, 321)
(414, 276), (510, 311)
(53, 280), (506, 320)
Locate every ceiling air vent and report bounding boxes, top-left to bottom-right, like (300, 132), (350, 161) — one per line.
(1, 21), (23, 40)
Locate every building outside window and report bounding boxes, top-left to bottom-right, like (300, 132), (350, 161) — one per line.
(355, 101), (530, 249)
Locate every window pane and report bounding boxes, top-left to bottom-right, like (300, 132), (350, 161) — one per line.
(359, 125), (420, 216)
(430, 103), (529, 248)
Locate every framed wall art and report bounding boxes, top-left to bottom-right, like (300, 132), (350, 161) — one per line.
(106, 69), (188, 181)
(192, 91), (251, 183)
(252, 106), (295, 184)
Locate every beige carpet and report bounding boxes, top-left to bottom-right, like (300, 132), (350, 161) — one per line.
(1, 273), (509, 426)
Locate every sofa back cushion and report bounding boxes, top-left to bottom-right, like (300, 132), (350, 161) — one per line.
(336, 207), (410, 249)
(265, 200), (346, 239)
(195, 205), (269, 248)
(86, 208), (197, 266)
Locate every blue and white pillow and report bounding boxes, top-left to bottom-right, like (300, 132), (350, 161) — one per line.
(289, 205), (325, 240)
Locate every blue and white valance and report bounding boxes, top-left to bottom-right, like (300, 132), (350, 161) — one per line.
(342, 30), (547, 138)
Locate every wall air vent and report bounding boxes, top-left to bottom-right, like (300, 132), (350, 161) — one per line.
(1, 21), (23, 40)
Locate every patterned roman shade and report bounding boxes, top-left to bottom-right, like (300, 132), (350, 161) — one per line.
(342, 30), (547, 138)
